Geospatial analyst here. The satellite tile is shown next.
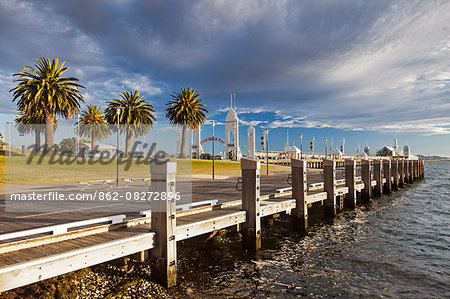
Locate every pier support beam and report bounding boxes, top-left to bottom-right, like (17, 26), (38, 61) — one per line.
(323, 159), (336, 218)
(373, 160), (382, 197)
(414, 160), (419, 181)
(421, 160), (425, 179)
(398, 160), (405, 188)
(150, 160), (177, 288)
(408, 160), (413, 183)
(241, 158), (261, 252)
(392, 160), (399, 191)
(405, 160), (410, 184)
(361, 160), (372, 203)
(383, 160), (392, 194)
(291, 159), (308, 232)
(345, 159), (356, 209)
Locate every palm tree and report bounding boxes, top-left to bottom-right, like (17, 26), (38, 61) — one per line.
(15, 110), (58, 153)
(105, 90), (156, 157)
(77, 105), (111, 153)
(10, 57), (84, 154)
(165, 88), (208, 158)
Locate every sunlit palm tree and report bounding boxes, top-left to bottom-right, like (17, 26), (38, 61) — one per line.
(10, 57), (84, 154)
(105, 90), (156, 157)
(165, 88), (207, 158)
(76, 105), (111, 152)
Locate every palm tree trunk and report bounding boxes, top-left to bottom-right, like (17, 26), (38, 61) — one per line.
(34, 127), (41, 153)
(91, 127), (96, 153)
(44, 114), (54, 155)
(125, 130), (132, 158)
(91, 138), (96, 153)
(180, 125), (187, 158)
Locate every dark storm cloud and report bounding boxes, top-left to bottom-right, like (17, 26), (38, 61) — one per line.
(0, 0), (449, 134)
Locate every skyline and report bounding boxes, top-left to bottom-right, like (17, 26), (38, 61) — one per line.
(0, 0), (449, 156)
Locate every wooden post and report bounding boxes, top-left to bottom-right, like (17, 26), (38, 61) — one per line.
(323, 159), (336, 218)
(373, 160), (382, 196)
(150, 160), (177, 288)
(361, 159), (371, 203)
(291, 159), (308, 232)
(241, 158), (261, 252)
(392, 160), (399, 191)
(344, 159), (356, 209)
(421, 160), (425, 179)
(383, 159), (392, 194)
(415, 160), (419, 181)
(406, 160), (410, 183)
(408, 160), (413, 183)
(398, 160), (404, 188)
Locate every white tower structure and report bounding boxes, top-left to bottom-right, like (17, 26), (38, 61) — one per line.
(247, 125), (255, 159)
(341, 138), (345, 155)
(403, 144), (410, 158)
(225, 94), (242, 161)
(393, 137), (398, 152)
(190, 126), (204, 158)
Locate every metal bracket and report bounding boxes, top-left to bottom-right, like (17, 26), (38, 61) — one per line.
(236, 177), (242, 191)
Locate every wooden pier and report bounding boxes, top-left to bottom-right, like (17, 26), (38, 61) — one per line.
(0, 158), (425, 291)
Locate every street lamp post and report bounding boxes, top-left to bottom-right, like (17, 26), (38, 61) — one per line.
(7, 122), (11, 157)
(115, 107), (121, 187)
(263, 129), (269, 175)
(210, 120), (216, 180)
(299, 134), (303, 160)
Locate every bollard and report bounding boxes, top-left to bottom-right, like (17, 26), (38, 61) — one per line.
(392, 160), (399, 191)
(361, 160), (372, 203)
(241, 158), (261, 252)
(383, 160), (392, 194)
(150, 160), (177, 288)
(373, 160), (383, 197)
(291, 159), (308, 232)
(344, 159), (356, 209)
(323, 159), (336, 218)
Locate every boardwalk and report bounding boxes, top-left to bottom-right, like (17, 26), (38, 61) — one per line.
(0, 158), (424, 291)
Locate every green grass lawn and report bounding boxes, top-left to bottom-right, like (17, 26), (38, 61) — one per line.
(0, 152), (284, 183)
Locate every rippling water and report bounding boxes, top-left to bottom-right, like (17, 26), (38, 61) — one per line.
(173, 161), (449, 298)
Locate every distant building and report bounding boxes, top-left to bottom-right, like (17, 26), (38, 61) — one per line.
(376, 146), (397, 157)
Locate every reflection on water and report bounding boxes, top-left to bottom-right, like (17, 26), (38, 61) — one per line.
(172, 161), (449, 298)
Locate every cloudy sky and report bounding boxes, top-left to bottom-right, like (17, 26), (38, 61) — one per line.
(0, 0), (449, 156)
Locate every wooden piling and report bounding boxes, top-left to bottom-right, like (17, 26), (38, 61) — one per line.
(392, 160), (399, 191)
(241, 158), (261, 252)
(408, 160), (413, 183)
(373, 160), (383, 197)
(150, 160), (177, 288)
(344, 159), (356, 209)
(398, 159), (405, 188)
(383, 160), (392, 194)
(323, 159), (336, 218)
(414, 160), (419, 181)
(361, 159), (372, 203)
(291, 159), (308, 232)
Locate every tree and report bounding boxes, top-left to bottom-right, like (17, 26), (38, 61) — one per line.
(59, 137), (90, 153)
(10, 57), (84, 154)
(76, 105), (111, 152)
(105, 90), (156, 157)
(165, 88), (208, 158)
